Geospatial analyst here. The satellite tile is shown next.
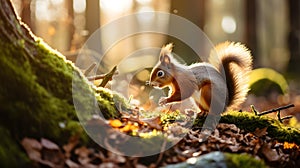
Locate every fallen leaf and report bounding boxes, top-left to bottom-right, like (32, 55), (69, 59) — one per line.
(75, 146), (91, 158)
(262, 144), (281, 162)
(109, 119), (123, 128)
(65, 159), (80, 168)
(21, 137), (42, 162)
(228, 145), (240, 152)
(136, 164), (148, 168)
(99, 162), (118, 168)
(283, 142), (299, 150)
(63, 136), (79, 158)
(141, 116), (162, 130)
(253, 127), (268, 137)
(41, 138), (60, 150)
(42, 147), (64, 166)
(40, 139), (64, 166)
(107, 151), (126, 163)
(75, 146), (93, 165)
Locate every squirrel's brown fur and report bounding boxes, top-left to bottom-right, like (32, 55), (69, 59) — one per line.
(211, 41), (252, 110)
(149, 41), (253, 112)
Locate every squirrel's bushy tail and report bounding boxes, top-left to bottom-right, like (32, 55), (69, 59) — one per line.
(210, 41), (253, 110)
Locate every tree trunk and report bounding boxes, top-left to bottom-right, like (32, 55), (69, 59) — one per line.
(288, 0), (300, 76)
(0, 0), (121, 166)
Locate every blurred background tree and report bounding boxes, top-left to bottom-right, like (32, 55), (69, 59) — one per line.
(10, 0), (300, 114)
(10, 0), (299, 74)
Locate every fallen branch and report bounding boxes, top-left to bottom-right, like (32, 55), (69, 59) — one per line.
(86, 66), (118, 87)
(258, 104), (295, 116)
(251, 104), (295, 123)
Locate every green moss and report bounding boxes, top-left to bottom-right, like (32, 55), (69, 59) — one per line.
(220, 111), (300, 144)
(94, 87), (129, 120)
(121, 133), (172, 156)
(225, 152), (267, 168)
(0, 35), (128, 166)
(0, 127), (30, 167)
(193, 111), (300, 144)
(0, 34), (129, 137)
(193, 115), (206, 128)
(0, 39), (81, 141)
(0, 4), (134, 166)
(160, 110), (187, 126)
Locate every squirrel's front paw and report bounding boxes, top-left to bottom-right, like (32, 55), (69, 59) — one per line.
(158, 97), (169, 106)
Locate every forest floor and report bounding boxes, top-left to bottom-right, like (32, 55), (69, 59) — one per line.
(21, 94), (300, 168)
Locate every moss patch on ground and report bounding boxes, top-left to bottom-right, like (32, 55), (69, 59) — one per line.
(194, 110), (300, 145)
(224, 152), (267, 168)
(221, 111), (300, 144)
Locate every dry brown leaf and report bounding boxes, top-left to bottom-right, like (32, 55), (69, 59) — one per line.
(75, 146), (91, 158)
(65, 159), (80, 168)
(41, 138), (60, 150)
(107, 151), (126, 163)
(141, 116), (162, 130)
(42, 148), (65, 166)
(99, 162), (118, 168)
(63, 136), (79, 159)
(21, 137), (42, 162)
(78, 157), (91, 165)
(228, 145), (241, 152)
(136, 164), (148, 168)
(262, 144), (281, 162)
(253, 127), (268, 137)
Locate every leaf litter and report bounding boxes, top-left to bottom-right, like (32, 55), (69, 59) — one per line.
(21, 107), (300, 168)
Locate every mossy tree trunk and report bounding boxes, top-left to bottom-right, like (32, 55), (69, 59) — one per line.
(0, 0), (111, 166)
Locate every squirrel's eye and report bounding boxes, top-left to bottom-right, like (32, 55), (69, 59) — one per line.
(157, 70), (165, 77)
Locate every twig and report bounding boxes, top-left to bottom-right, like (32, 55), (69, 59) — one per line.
(87, 66), (118, 81)
(250, 105), (258, 116)
(87, 74), (107, 81)
(258, 104), (295, 116)
(281, 115), (293, 121)
(277, 111), (282, 123)
(251, 104), (295, 123)
(99, 66), (117, 87)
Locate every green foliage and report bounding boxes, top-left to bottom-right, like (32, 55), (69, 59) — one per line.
(249, 68), (289, 95)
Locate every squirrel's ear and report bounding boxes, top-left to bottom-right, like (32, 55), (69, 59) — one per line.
(160, 55), (171, 66)
(159, 43), (173, 66)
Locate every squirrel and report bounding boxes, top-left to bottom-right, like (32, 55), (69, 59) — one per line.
(149, 41), (253, 113)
